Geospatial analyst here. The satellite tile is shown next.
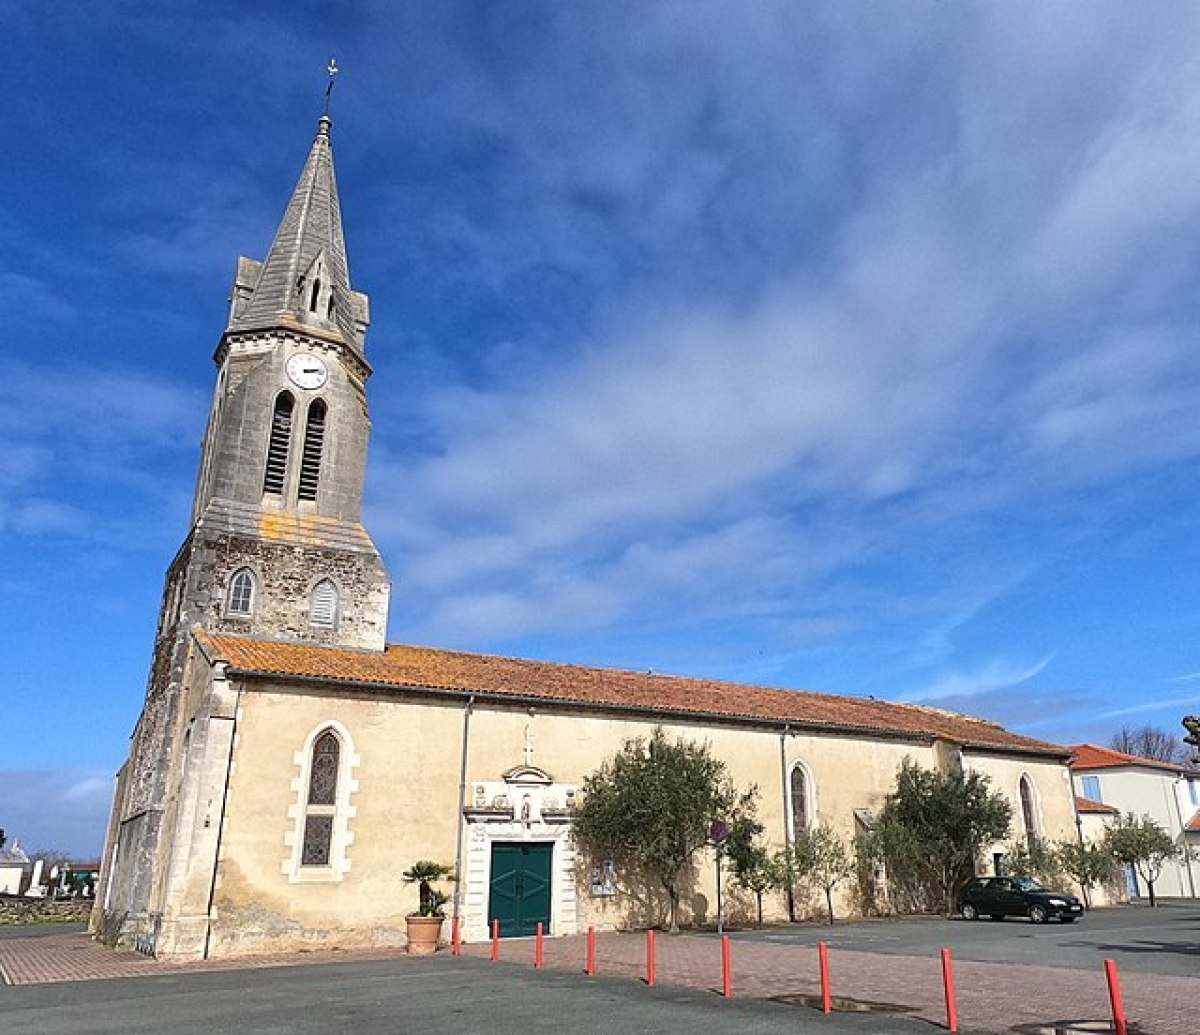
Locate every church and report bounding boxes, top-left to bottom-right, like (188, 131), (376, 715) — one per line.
(92, 113), (1078, 961)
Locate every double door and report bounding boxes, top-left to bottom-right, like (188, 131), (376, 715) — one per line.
(488, 842), (552, 937)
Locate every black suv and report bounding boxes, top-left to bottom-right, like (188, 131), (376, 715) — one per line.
(957, 875), (1084, 923)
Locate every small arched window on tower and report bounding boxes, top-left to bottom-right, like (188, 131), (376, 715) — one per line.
(263, 392), (295, 496)
(326, 289), (335, 319)
(789, 764), (810, 837)
(310, 578), (338, 629)
(297, 399), (327, 502)
(301, 729), (339, 866)
(309, 278), (322, 313)
(1019, 774), (1040, 849)
(226, 568), (256, 616)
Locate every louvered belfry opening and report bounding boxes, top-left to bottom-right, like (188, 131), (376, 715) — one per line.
(298, 399), (327, 502)
(310, 578), (337, 628)
(263, 392), (295, 495)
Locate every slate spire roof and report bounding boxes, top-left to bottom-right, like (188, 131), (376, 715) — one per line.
(230, 115), (362, 349)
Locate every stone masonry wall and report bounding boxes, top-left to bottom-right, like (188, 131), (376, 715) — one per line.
(0, 896), (91, 926)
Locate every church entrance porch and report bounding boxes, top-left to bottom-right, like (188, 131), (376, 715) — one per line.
(488, 842), (552, 937)
(460, 764), (580, 943)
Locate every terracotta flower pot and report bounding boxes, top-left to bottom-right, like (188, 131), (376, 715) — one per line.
(405, 914), (445, 955)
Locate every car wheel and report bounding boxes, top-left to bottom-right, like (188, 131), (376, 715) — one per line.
(1028, 904), (1048, 924)
(961, 903), (979, 921)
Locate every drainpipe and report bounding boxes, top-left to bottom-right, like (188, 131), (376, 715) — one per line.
(452, 695), (476, 926)
(779, 724), (795, 922)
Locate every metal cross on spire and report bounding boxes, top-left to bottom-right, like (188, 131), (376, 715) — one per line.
(323, 58), (339, 115)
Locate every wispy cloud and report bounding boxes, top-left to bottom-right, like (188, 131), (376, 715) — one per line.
(1091, 695), (1200, 722)
(900, 656), (1056, 705)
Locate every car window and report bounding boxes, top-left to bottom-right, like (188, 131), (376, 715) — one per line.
(1013, 877), (1043, 892)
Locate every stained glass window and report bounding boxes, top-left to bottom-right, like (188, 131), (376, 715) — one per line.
(790, 765), (808, 834)
(308, 731), (339, 805)
(301, 730), (339, 867)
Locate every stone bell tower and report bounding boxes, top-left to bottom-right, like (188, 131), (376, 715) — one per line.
(96, 114), (390, 949)
(184, 111), (391, 649)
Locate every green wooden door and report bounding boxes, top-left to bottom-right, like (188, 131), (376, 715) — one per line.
(488, 842), (553, 937)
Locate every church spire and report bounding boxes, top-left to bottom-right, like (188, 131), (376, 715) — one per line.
(229, 115), (365, 351)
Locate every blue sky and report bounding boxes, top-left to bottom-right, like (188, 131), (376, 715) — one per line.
(4, 2), (1199, 858)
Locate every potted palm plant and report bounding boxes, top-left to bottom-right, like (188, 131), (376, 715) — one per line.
(403, 860), (452, 954)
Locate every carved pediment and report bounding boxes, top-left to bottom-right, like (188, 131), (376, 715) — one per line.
(502, 765), (553, 786)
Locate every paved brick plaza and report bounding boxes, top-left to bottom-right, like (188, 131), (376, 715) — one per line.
(1, 928), (1193, 1035)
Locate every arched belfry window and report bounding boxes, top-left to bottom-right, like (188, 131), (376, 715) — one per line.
(301, 729), (339, 866)
(1019, 775), (1040, 848)
(310, 578), (338, 629)
(227, 568), (255, 616)
(297, 399), (327, 502)
(263, 392), (295, 495)
(789, 763), (810, 837)
(309, 278), (322, 313)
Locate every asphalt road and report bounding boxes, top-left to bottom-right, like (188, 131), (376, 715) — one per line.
(0, 954), (937, 1035)
(728, 900), (1200, 977)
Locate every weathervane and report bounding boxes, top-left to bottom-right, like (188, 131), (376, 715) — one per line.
(324, 58), (339, 115)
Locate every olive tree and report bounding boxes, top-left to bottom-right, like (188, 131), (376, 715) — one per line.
(874, 759), (1013, 914)
(1104, 813), (1184, 907)
(792, 824), (856, 924)
(1055, 839), (1118, 908)
(724, 814), (786, 925)
(572, 727), (753, 932)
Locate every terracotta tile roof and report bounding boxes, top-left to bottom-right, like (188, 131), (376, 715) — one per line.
(1068, 743), (1187, 774)
(1186, 810), (1200, 834)
(1075, 795), (1118, 815)
(197, 631), (1070, 758)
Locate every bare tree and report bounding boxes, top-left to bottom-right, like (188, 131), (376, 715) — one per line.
(1108, 725), (1190, 765)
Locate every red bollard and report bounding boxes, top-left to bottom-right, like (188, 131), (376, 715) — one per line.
(535, 921), (544, 969)
(490, 919), (500, 961)
(647, 928), (657, 986)
(941, 948), (959, 1032)
(818, 941), (832, 1014)
(451, 916), (461, 957)
(1105, 959), (1128, 1035)
(721, 934), (733, 998)
(586, 926), (596, 976)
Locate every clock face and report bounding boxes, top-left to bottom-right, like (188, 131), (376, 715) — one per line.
(286, 353), (328, 390)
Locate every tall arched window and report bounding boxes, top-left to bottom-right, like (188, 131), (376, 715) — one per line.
(789, 764), (810, 837)
(297, 399), (326, 502)
(227, 568), (255, 616)
(263, 392), (295, 495)
(309, 278), (322, 313)
(1019, 775), (1039, 848)
(301, 729), (339, 866)
(310, 579), (337, 629)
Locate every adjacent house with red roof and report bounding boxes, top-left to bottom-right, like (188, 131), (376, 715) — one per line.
(1069, 744), (1200, 901)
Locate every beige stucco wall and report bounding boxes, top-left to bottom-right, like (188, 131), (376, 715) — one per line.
(180, 670), (1079, 957)
(965, 753), (1079, 869)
